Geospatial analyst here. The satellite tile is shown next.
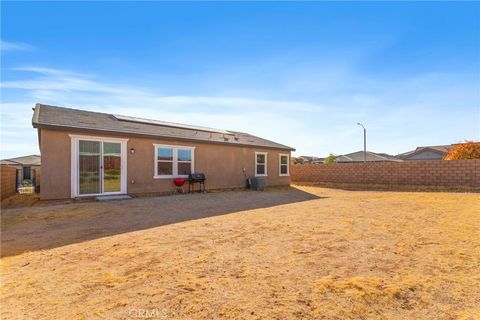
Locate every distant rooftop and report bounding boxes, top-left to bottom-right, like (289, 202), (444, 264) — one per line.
(336, 151), (402, 163)
(398, 145), (451, 159)
(0, 154), (41, 166)
(32, 104), (294, 151)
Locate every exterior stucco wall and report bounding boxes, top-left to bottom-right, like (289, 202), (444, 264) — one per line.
(39, 129), (292, 200)
(40, 129), (72, 200)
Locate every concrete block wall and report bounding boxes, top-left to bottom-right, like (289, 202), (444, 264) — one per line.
(1, 165), (17, 200)
(291, 160), (480, 187)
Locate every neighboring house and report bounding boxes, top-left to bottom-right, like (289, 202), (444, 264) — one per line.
(0, 154), (41, 187)
(398, 145), (450, 161)
(336, 151), (402, 163)
(296, 156), (324, 164)
(32, 104), (295, 200)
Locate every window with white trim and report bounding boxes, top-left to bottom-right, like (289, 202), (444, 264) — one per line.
(255, 152), (267, 176)
(279, 154), (289, 176)
(154, 144), (194, 178)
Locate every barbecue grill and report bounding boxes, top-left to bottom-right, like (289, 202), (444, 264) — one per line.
(188, 173), (206, 193)
(173, 177), (186, 194)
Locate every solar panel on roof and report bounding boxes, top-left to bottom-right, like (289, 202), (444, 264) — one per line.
(113, 114), (233, 135)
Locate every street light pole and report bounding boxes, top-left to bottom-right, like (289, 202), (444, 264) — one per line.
(357, 123), (367, 163)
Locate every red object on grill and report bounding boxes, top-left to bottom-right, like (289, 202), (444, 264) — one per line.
(173, 178), (185, 187)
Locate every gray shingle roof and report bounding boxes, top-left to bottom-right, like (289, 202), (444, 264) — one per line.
(0, 154), (41, 166)
(398, 145), (450, 159)
(336, 151), (402, 163)
(32, 104), (295, 151)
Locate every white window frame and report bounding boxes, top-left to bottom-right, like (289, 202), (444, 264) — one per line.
(69, 134), (128, 198)
(153, 144), (195, 179)
(255, 152), (268, 177)
(279, 153), (290, 176)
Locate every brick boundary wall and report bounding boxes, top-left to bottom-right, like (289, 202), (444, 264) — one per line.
(1, 165), (17, 200)
(291, 159), (480, 187)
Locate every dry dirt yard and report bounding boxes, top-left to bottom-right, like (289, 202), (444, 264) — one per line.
(1, 186), (479, 320)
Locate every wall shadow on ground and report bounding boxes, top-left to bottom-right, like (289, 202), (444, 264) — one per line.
(1, 186), (323, 257)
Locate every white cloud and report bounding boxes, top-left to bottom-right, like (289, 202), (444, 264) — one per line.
(0, 40), (34, 52)
(0, 67), (323, 158)
(1, 67), (324, 112)
(0, 141), (39, 156)
(0, 103), (40, 157)
(1, 65), (478, 159)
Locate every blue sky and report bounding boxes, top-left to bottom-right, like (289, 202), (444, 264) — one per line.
(1, 1), (479, 159)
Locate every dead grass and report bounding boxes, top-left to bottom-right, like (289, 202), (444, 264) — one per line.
(1, 193), (40, 209)
(1, 186), (479, 319)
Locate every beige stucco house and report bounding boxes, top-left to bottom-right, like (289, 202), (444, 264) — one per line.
(398, 145), (450, 161)
(32, 104), (294, 200)
(0, 154), (41, 188)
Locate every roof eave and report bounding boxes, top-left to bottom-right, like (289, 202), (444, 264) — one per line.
(32, 103), (41, 127)
(33, 123), (296, 151)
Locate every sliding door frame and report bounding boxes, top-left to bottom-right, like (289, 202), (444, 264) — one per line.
(70, 134), (128, 198)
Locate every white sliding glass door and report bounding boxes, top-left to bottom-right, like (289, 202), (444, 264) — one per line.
(79, 140), (102, 195)
(102, 142), (122, 193)
(71, 135), (127, 197)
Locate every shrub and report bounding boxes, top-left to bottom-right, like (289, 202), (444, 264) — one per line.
(20, 179), (33, 187)
(323, 154), (338, 164)
(444, 141), (480, 160)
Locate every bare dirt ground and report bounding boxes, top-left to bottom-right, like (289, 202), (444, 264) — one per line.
(1, 193), (40, 210)
(1, 186), (479, 319)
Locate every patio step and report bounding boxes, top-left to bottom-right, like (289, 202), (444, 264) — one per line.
(95, 195), (131, 201)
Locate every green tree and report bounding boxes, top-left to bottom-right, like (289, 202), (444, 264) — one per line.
(323, 154), (338, 164)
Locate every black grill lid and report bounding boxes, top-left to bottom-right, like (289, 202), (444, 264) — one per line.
(188, 173), (205, 180)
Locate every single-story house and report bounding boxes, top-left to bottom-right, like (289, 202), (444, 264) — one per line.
(398, 145), (450, 161)
(335, 151), (402, 163)
(295, 156), (325, 164)
(32, 104), (295, 200)
(0, 154), (41, 187)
